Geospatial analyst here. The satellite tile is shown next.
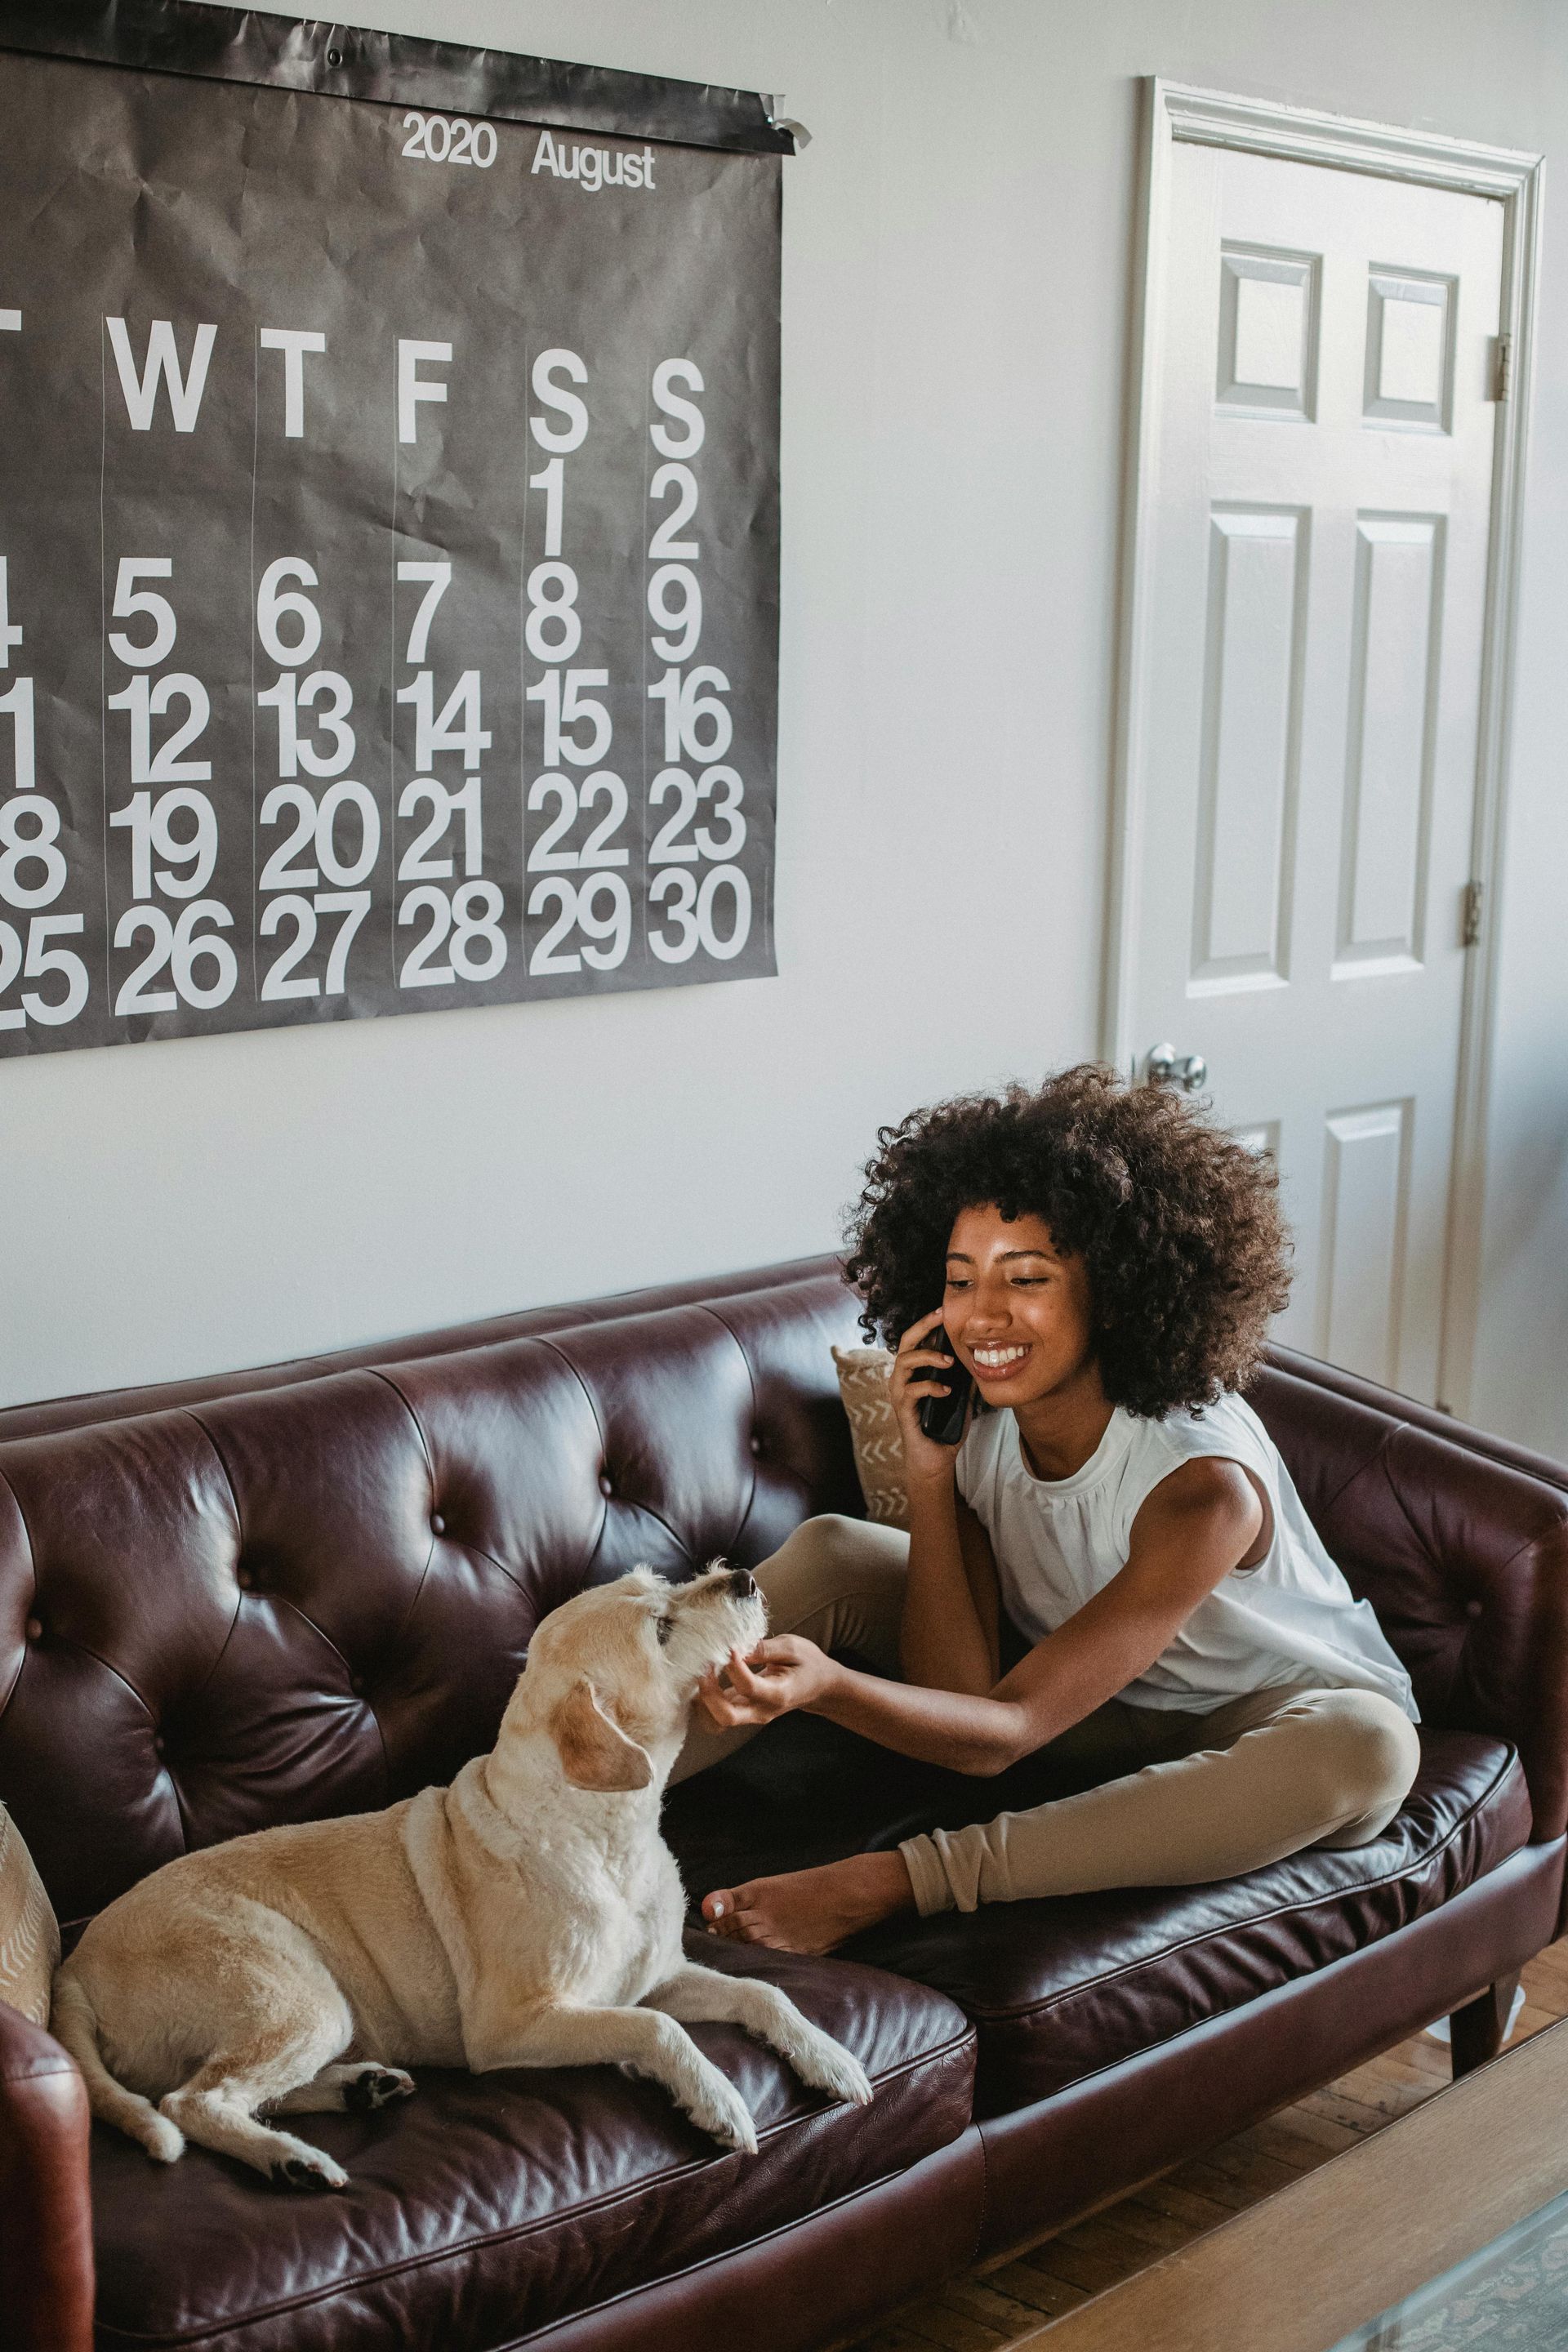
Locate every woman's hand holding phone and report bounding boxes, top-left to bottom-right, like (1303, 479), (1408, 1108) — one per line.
(892, 1309), (973, 1486)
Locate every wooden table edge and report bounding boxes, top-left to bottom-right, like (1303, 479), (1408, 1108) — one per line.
(1009, 2012), (1568, 2352)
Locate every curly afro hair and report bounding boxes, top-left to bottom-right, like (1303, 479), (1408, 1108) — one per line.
(843, 1066), (1292, 1419)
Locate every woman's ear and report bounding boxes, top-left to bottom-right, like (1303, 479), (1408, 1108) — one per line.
(551, 1677), (654, 1793)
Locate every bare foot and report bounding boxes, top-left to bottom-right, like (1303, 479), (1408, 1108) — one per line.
(700, 1851), (914, 1953)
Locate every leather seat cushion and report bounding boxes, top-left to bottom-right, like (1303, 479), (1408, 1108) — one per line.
(665, 1723), (1532, 2119)
(88, 1937), (974, 2352)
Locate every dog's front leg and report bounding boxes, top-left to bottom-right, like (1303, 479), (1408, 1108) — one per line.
(643, 1962), (872, 2109)
(468, 2003), (760, 2154)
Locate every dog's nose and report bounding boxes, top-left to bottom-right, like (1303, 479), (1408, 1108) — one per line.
(728, 1568), (758, 1600)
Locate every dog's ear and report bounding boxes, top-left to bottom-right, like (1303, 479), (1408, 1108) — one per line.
(552, 1678), (654, 1793)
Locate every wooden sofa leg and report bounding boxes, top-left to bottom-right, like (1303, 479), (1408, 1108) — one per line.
(1449, 1973), (1521, 2079)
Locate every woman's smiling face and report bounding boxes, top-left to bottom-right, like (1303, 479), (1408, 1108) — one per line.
(941, 1203), (1098, 1407)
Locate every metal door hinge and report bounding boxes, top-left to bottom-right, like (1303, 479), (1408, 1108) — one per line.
(1494, 334), (1512, 402)
(1146, 1042), (1209, 1093)
(1462, 880), (1485, 948)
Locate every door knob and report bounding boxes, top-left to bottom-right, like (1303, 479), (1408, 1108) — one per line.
(1147, 1043), (1208, 1093)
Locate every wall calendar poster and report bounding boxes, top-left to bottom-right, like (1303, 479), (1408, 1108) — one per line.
(0, 2), (787, 1055)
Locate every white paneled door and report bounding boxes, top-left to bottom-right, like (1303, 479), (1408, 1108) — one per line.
(1125, 139), (1505, 1403)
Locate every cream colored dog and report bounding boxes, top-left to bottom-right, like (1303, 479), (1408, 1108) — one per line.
(52, 1564), (872, 2189)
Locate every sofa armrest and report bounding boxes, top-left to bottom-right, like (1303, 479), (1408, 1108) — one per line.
(0, 1995), (94, 2352)
(1267, 1342), (1568, 1496)
(1254, 1360), (1568, 1841)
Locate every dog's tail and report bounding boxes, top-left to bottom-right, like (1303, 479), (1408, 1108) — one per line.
(51, 1971), (184, 2162)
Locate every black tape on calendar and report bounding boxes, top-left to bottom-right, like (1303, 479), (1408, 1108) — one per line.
(0, 7), (784, 1054)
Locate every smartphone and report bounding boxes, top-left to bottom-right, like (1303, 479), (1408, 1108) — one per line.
(917, 1325), (973, 1446)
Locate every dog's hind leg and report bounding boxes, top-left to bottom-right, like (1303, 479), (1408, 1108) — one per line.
(158, 1929), (359, 2189)
(162, 2005), (355, 2189)
(644, 1962), (873, 2109)
(51, 1972), (185, 2162)
(266, 2060), (416, 2115)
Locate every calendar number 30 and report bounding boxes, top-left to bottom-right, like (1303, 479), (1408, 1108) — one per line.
(401, 111), (497, 168)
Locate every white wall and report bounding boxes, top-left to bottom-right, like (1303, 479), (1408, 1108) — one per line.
(4, 0), (1566, 1458)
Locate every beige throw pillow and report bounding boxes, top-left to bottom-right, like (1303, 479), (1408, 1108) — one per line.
(0, 1802), (60, 2027)
(831, 1344), (910, 1530)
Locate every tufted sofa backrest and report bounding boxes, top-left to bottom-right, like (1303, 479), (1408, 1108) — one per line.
(2, 1263), (1566, 1932)
(1250, 1361), (1568, 1837)
(0, 1275), (864, 1930)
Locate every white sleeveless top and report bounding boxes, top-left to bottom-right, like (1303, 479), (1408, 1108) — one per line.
(956, 1392), (1418, 1720)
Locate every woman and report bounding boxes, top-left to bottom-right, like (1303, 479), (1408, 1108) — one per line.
(684, 1067), (1420, 1955)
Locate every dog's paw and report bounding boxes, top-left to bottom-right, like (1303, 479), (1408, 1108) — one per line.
(140, 2111), (185, 2163)
(343, 2065), (416, 2113)
(271, 2149), (348, 2193)
(791, 2033), (874, 2108)
(684, 2072), (760, 2155)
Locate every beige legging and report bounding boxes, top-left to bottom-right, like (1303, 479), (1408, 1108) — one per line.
(673, 1513), (1422, 1918)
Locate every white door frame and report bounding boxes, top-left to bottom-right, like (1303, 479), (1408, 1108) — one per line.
(1102, 79), (1543, 1417)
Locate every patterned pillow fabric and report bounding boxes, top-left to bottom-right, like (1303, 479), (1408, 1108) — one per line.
(0, 1802), (60, 2027)
(831, 1344), (909, 1530)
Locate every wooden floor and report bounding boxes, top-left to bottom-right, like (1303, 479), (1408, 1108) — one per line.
(846, 1936), (1568, 2352)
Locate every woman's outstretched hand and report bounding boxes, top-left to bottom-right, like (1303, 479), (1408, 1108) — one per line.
(890, 1307), (971, 1486)
(696, 1636), (837, 1729)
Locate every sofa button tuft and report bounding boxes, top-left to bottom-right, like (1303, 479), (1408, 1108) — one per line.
(153, 1735), (165, 1757)
(430, 1512), (446, 1536)
(350, 1676), (364, 1696)
(236, 1567), (254, 1592)
(749, 1434), (764, 1457)
(1466, 1598), (1485, 1619)
(599, 1472), (614, 1499)
(24, 1617), (42, 1642)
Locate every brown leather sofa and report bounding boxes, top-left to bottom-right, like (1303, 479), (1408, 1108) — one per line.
(2, 1254), (1566, 2352)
